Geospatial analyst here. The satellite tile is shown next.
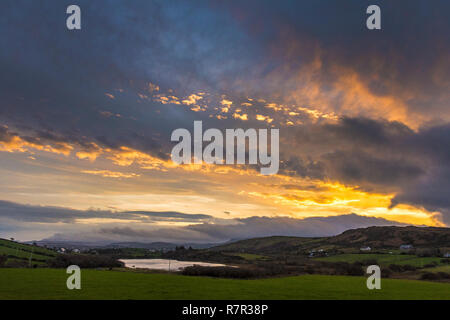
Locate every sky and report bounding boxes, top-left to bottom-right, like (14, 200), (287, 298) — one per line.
(0, 0), (449, 243)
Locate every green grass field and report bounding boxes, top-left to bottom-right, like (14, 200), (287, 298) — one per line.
(0, 269), (449, 300)
(316, 253), (443, 267)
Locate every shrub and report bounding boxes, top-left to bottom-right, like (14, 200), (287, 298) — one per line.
(402, 264), (417, 271)
(346, 263), (365, 276)
(256, 262), (289, 276)
(305, 265), (315, 274)
(48, 254), (124, 268)
(416, 248), (440, 257)
(5, 259), (29, 268)
(437, 272), (450, 279)
(381, 268), (392, 278)
(388, 264), (416, 273)
(320, 262), (364, 276)
(182, 265), (262, 279)
(420, 272), (450, 281)
(0, 255), (7, 267)
(421, 272), (440, 280)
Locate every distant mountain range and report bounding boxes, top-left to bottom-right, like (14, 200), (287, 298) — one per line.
(28, 240), (222, 250)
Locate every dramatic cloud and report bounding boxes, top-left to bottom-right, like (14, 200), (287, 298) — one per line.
(0, 200), (213, 224)
(0, 1), (448, 241)
(280, 118), (450, 222)
(215, 0), (450, 126)
(0, 200), (409, 243)
(47, 214), (406, 244)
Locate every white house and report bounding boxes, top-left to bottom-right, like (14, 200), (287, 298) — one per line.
(360, 246), (372, 252)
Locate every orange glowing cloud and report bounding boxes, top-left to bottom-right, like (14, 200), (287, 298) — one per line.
(233, 113), (248, 121)
(82, 170), (140, 178)
(261, 48), (425, 128)
(221, 99), (233, 107)
(256, 114), (273, 123)
(182, 94), (203, 106)
(75, 143), (103, 162)
(105, 146), (177, 172)
(0, 129), (73, 156)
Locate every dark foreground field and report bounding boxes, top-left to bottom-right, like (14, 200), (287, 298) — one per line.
(0, 269), (449, 300)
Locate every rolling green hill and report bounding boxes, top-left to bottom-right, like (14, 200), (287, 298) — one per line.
(210, 226), (450, 254)
(0, 238), (57, 267)
(328, 226), (450, 248)
(210, 236), (322, 254)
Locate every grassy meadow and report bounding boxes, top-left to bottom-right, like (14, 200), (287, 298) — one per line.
(316, 253), (444, 267)
(0, 268), (449, 300)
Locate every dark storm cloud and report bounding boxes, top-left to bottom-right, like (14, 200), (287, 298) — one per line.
(322, 150), (424, 186)
(1, 0), (448, 153)
(0, 126), (13, 142)
(216, 0), (450, 116)
(0, 200), (213, 223)
(187, 214), (406, 240)
(0, 200), (408, 243)
(278, 156), (325, 179)
(0, 0), (254, 157)
(1, 0), (448, 150)
(280, 117), (450, 221)
(56, 213), (406, 244)
(322, 117), (414, 147)
(121, 211), (212, 221)
(390, 167), (450, 225)
(0, 1), (449, 228)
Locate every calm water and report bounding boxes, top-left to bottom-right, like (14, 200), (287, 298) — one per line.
(119, 259), (226, 271)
